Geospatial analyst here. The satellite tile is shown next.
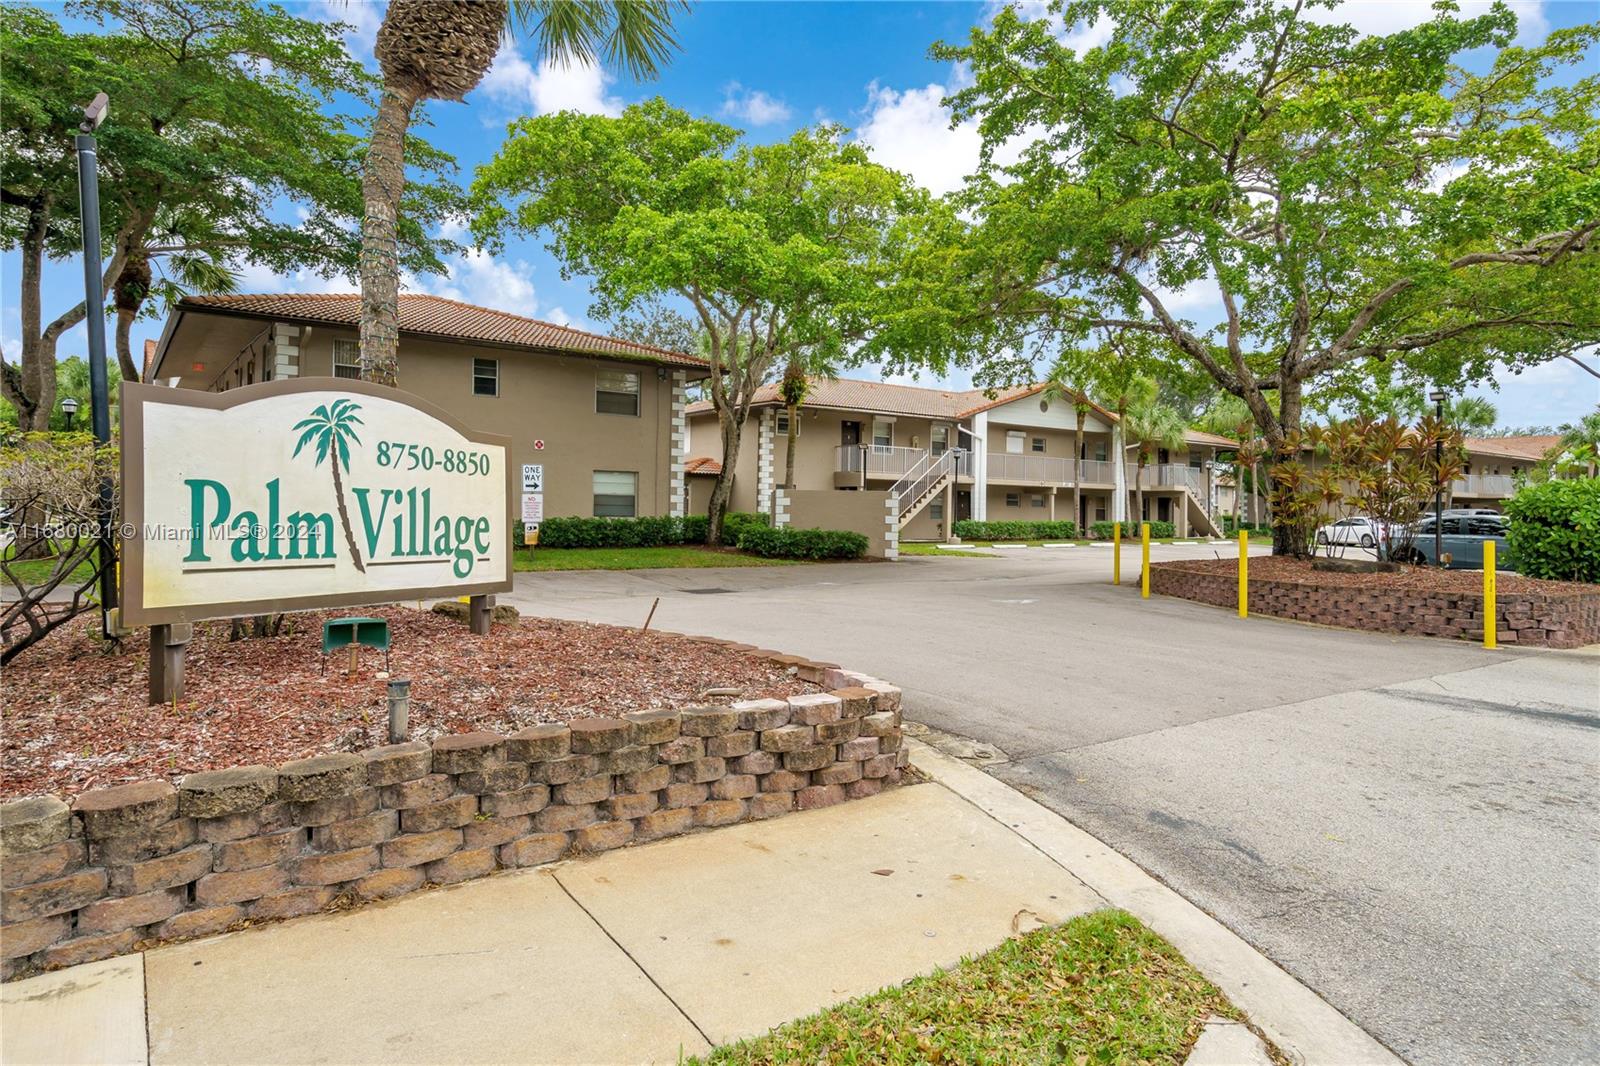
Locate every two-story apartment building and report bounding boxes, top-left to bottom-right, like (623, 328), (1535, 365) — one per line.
(686, 378), (1232, 541)
(145, 293), (707, 521)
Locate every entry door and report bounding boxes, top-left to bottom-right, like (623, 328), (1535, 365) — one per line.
(841, 421), (861, 447)
(1157, 497), (1172, 522)
(955, 490), (972, 522)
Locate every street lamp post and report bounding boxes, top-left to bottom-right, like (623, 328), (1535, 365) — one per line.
(60, 396), (80, 431)
(75, 92), (116, 634)
(1430, 387), (1446, 567)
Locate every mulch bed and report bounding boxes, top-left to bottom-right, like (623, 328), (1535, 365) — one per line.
(1158, 555), (1591, 595)
(1, 607), (817, 801)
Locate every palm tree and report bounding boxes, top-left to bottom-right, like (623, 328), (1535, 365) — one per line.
(1124, 391), (1187, 526)
(1554, 409), (1600, 477)
(292, 400), (366, 571)
(1041, 363), (1093, 531)
(359, 0), (687, 385)
(1445, 396), (1498, 436)
(778, 349), (840, 490)
(1092, 364), (1152, 528)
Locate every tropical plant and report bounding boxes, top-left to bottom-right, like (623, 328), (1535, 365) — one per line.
(1505, 478), (1600, 583)
(1445, 397), (1499, 437)
(359, 0), (687, 386)
(1040, 365), (1094, 532)
(291, 400), (366, 572)
(879, 1), (1599, 555)
(473, 109), (915, 543)
(1552, 410), (1600, 478)
(1123, 392), (1186, 527)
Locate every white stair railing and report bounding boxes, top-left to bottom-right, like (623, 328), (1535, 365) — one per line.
(891, 449), (960, 520)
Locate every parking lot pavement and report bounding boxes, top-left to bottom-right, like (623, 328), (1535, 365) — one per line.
(505, 546), (1600, 1066)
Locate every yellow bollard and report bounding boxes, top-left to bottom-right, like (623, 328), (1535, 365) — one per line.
(1141, 522), (1150, 598)
(1113, 522), (1121, 585)
(1484, 541), (1497, 649)
(1238, 528), (1249, 618)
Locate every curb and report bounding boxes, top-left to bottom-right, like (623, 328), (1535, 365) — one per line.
(908, 739), (1404, 1066)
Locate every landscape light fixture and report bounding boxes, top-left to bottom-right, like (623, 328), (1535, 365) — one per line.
(74, 91), (116, 632)
(81, 92), (109, 133)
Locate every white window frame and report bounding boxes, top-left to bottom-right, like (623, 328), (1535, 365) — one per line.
(775, 410), (790, 435)
(596, 369), (641, 416)
(1005, 492), (1021, 508)
(930, 496), (945, 520)
(930, 425), (949, 456)
(472, 357), (499, 397)
(332, 338), (361, 380)
(1031, 437), (1046, 453)
(592, 470), (638, 517)
(1006, 430), (1025, 454)
(1031, 494), (1046, 508)
(872, 418), (895, 450)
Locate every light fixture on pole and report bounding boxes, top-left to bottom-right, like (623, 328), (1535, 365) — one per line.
(1429, 387), (1446, 567)
(75, 91), (116, 634)
(60, 395), (80, 431)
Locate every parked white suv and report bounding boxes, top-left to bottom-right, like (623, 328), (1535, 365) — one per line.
(1315, 516), (1385, 549)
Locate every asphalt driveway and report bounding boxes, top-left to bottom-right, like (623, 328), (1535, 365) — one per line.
(502, 544), (1600, 1066)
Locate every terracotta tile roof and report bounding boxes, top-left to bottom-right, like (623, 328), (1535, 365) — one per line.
(141, 338), (158, 382)
(685, 376), (1112, 422)
(177, 293), (705, 369)
(684, 456), (722, 476)
(1184, 428), (1238, 448)
(1465, 435), (1560, 461)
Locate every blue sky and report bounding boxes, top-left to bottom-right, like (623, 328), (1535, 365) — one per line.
(5, 0), (1596, 427)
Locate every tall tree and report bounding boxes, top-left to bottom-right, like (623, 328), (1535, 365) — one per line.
(880, 0), (1599, 553)
(1040, 364), (1094, 531)
(472, 105), (915, 543)
(0, 0), (462, 426)
(359, 0), (686, 386)
(1123, 387), (1187, 526)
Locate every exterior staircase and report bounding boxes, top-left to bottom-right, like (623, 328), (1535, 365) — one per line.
(890, 450), (959, 527)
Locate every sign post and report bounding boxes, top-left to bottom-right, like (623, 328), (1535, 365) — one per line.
(120, 379), (513, 702)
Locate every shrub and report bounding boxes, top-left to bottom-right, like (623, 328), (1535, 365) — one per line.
(1222, 516), (1267, 535)
(721, 510), (770, 543)
(681, 514), (709, 544)
(535, 515), (689, 549)
(1505, 478), (1600, 583)
(952, 520), (1078, 541)
(1088, 520), (1176, 539)
(736, 525), (868, 559)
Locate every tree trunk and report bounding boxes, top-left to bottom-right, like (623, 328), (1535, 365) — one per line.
(1269, 379), (1304, 556)
(1072, 419), (1084, 534)
(707, 413), (744, 547)
(783, 404), (799, 489)
(1135, 454), (1146, 528)
(359, 81), (420, 387)
(112, 252), (151, 384)
(331, 458), (366, 572)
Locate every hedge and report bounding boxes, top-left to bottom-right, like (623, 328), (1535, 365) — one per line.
(736, 526), (868, 560)
(1505, 478), (1600, 583)
(527, 511), (768, 549)
(1222, 516), (1268, 535)
(1088, 520), (1176, 539)
(952, 520), (1078, 541)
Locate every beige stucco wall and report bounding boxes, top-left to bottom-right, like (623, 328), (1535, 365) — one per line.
(783, 489), (896, 558)
(270, 327), (682, 520)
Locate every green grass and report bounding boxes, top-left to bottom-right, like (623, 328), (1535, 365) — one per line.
(514, 545), (802, 572)
(898, 542), (995, 558)
(694, 909), (1261, 1066)
(0, 550), (96, 586)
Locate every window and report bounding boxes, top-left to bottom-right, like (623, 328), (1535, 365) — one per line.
(1006, 430), (1025, 454)
(931, 425), (949, 456)
(872, 418), (894, 449)
(1095, 503), (1107, 522)
(596, 369), (640, 415)
(1031, 495), (1046, 508)
(1093, 440), (1108, 462)
(1005, 492), (1021, 507)
(930, 497), (944, 520)
(332, 338), (361, 380)
(593, 471), (638, 517)
(1188, 451), (1203, 469)
(776, 410), (790, 434)
(472, 358), (498, 397)
(1032, 437), (1046, 453)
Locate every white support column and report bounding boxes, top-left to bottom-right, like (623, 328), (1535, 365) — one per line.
(883, 495), (900, 560)
(1111, 423), (1128, 523)
(668, 370), (688, 518)
(756, 409), (775, 516)
(972, 411), (989, 521)
(942, 480), (954, 543)
(770, 487), (791, 528)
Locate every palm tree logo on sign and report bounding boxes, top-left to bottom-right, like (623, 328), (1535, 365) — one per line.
(291, 399), (366, 572)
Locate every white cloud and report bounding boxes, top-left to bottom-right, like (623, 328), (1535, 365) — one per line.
(1466, 355), (1600, 428)
(1304, 0), (1547, 44)
(479, 51), (622, 116)
(544, 306), (574, 327)
(231, 262), (358, 295)
(304, 0), (382, 67)
(721, 83), (793, 126)
(855, 78), (1034, 196)
(405, 249), (536, 312)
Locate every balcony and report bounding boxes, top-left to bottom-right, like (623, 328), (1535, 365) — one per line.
(1077, 459), (1116, 485)
(834, 445), (971, 484)
(986, 451), (1076, 485)
(1451, 473), (1516, 499)
(1135, 463), (1203, 494)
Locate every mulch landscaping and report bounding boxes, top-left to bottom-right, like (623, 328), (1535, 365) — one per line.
(1164, 555), (1588, 595)
(0, 606), (817, 801)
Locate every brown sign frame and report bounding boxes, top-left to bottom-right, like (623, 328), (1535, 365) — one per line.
(120, 377), (515, 626)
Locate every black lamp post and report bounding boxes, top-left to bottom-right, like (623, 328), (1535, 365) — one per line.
(1430, 387), (1446, 567)
(60, 395), (80, 431)
(75, 91), (116, 633)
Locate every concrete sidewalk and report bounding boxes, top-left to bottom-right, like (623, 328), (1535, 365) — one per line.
(2, 754), (1394, 1066)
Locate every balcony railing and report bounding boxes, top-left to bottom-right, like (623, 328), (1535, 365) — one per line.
(836, 445), (970, 479)
(1077, 459), (1116, 484)
(1451, 473), (1516, 498)
(986, 451), (1076, 484)
(1135, 463), (1203, 494)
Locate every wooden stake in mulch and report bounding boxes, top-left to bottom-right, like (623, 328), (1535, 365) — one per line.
(148, 622), (190, 705)
(641, 597), (660, 633)
(468, 594), (492, 636)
